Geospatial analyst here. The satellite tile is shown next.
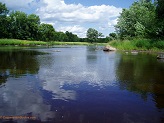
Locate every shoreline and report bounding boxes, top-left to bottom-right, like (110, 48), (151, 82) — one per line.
(0, 39), (164, 52)
(0, 39), (106, 46)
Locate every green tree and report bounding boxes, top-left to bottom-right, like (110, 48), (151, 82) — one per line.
(109, 33), (117, 40)
(9, 11), (29, 39)
(57, 32), (68, 41)
(115, 1), (156, 39)
(98, 32), (104, 38)
(156, 0), (164, 18)
(0, 2), (9, 38)
(38, 23), (55, 41)
(27, 14), (40, 40)
(0, 2), (8, 15)
(156, 0), (164, 38)
(86, 28), (99, 43)
(65, 31), (79, 42)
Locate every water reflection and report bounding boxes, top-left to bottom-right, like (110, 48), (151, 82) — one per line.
(0, 48), (56, 122)
(0, 49), (44, 85)
(116, 52), (164, 108)
(38, 46), (117, 102)
(0, 47), (164, 123)
(0, 76), (56, 122)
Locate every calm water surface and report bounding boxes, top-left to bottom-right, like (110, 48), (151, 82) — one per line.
(0, 46), (164, 123)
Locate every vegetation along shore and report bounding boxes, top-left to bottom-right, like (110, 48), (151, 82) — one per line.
(109, 39), (164, 52)
(0, 39), (106, 46)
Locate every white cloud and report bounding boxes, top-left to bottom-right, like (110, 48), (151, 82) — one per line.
(36, 0), (121, 23)
(1, 0), (122, 37)
(36, 0), (122, 37)
(108, 18), (118, 28)
(58, 25), (87, 38)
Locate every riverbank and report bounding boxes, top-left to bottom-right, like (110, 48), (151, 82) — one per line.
(1, 39), (164, 52)
(109, 39), (164, 52)
(0, 39), (106, 46)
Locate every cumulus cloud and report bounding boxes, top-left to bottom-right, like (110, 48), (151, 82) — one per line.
(36, 0), (121, 23)
(108, 18), (118, 27)
(36, 0), (121, 37)
(58, 25), (87, 37)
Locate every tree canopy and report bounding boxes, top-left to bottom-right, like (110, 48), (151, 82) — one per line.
(156, 0), (164, 38)
(86, 28), (104, 43)
(115, 0), (157, 39)
(0, 2), (9, 38)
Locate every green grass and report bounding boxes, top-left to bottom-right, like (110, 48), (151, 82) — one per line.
(0, 39), (47, 45)
(49, 41), (106, 46)
(1, 39), (163, 51)
(49, 41), (90, 45)
(0, 39), (107, 46)
(109, 39), (164, 51)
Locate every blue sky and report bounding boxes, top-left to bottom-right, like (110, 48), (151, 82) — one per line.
(65, 0), (136, 8)
(1, 0), (136, 37)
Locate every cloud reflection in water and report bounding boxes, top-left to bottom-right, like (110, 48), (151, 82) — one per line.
(0, 76), (56, 122)
(38, 46), (118, 101)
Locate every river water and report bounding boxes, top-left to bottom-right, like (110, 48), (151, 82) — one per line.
(0, 46), (164, 123)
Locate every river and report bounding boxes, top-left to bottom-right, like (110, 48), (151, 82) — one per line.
(0, 46), (164, 123)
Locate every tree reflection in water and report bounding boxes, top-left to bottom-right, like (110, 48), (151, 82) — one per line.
(0, 49), (45, 85)
(116, 52), (164, 109)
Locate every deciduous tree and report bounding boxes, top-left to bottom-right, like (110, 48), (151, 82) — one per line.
(115, 1), (156, 39)
(86, 28), (99, 43)
(38, 23), (55, 41)
(0, 2), (9, 38)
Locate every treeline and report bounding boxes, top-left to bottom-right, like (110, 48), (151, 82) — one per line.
(115, 0), (164, 40)
(0, 2), (80, 42)
(0, 2), (110, 43)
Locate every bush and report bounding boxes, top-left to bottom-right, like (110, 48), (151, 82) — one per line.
(109, 39), (164, 51)
(133, 39), (151, 49)
(154, 41), (164, 49)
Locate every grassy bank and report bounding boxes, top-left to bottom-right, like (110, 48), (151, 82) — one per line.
(0, 39), (106, 46)
(0, 39), (47, 45)
(49, 41), (90, 45)
(109, 39), (164, 51)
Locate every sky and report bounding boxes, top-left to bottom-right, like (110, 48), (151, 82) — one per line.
(1, 0), (136, 38)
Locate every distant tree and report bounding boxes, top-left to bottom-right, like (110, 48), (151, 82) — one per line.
(98, 32), (104, 38)
(109, 33), (117, 40)
(86, 28), (99, 43)
(38, 23), (55, 41)
(55, 32), (68, 42)
(105, 33), (117, 41)
(65, 31), (79, 42)
(27, 14), (40, 40)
